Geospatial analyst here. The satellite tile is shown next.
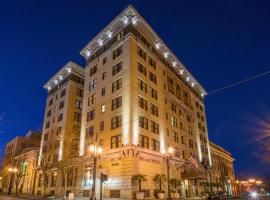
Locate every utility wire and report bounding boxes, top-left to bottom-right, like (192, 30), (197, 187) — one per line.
(207, 69), (270, 96)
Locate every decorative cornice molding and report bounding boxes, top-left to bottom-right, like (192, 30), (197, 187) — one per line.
(80, 5), (207, 96)
(44, 61), (84, 92)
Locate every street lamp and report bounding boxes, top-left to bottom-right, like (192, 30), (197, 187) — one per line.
(162, 146), (174, 200)
(7, 167), (18, 195)
(89, 144), (103, 200)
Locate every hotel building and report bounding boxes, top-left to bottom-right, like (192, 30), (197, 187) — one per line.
(37, 5), (213, 199)
(36, 62), (84, 196)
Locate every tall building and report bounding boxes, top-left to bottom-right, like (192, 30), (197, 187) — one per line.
(36, 5), (215, 199)
(36, 61), (84, 196)
(210, 141), (235, 196)
(77, 5), (211, 199)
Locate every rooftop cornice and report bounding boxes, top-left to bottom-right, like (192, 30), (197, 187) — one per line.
(80, 5), (207, 96)
(44, 61), (84, 91)
(210, 141), (234, 160)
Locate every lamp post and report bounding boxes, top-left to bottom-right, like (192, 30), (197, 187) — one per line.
(7, 167), (18, 195)
(162, 146), (174, 200)
(89, 144), (103, 200)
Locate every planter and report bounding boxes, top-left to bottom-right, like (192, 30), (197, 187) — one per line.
(157, 192), (165, 199)
(135, 191), (145, 200)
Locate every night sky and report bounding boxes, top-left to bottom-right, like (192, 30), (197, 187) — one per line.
(0, 0), (270, 177)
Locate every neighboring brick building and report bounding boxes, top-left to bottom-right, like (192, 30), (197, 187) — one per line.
(210, 141), (235, 196)
(1, 130), (41, 193)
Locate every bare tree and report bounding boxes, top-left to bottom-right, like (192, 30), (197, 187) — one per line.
(39, 150), (51, 196)
(56, 131), (79, 199)
(14, 157), (27, 195)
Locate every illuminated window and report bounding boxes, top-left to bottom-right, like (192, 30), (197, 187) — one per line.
(101, 104), (106, 113)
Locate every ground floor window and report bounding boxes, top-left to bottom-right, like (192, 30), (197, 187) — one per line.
(110, 190), (120, 198)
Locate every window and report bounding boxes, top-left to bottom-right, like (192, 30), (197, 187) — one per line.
(88, 94), (96, 106)
(171, 117), (178, 127)
(138, 79), (147, 93)
(171, 103), (176, 113)
(87, 110), (95, 121)
(151, 121), (159, 134)
(174, 147), (180, 157)
(47, 110), (51, 117)
(111, 134), (122, 149)
(59, 101), (64, 110)
(75, 100), (82, 109)
(152, 139), (160, 151)
(138, 62), (146, 76)
(176, 84), (181, 99)
(138, 96), (148, 111)
(102, 72), (106, 80)
(150, 104), (158, 116)
(148, 57), (156, 69)
(89, 79), (97, 91)
(90, 65), (97, 77)
(48, 98), (53, 106)
(110, 190), (120, 198)
(113, 46), (123, 59)
(112, 96), (122, 110)
(76, 88), (83, 97)
(103, 57), (107, 65)
(139, 135), (149, 148)
(56, 126), (61, 135)
(74, 112), (81, 122)
(173, 132), (179, 142)
(60, 89), (66, 97)
(112, 78), (122, 92)
(150, 87), (157, 100)
(189, 139), (194, 149)
(188, 127), (193, 135)
(101, 104), (106, 113)
(101, 87), (106, 96)
(111, 115), (122, 129)
(138, 47), (146, 60)
(112, 62), (122, 76)
(167, 76), (174, 94)
(181, 136), (185, 144)
(58, 114), (63, 122)
(100, 121), (104, 131)
(149, 72), (157, 84)
(44, 133), (48, 141)
(86, 126), (94, 138)
(139, 116), (148, 129)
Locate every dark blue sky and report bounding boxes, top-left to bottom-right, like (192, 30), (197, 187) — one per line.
(1, 0), (270, 177)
